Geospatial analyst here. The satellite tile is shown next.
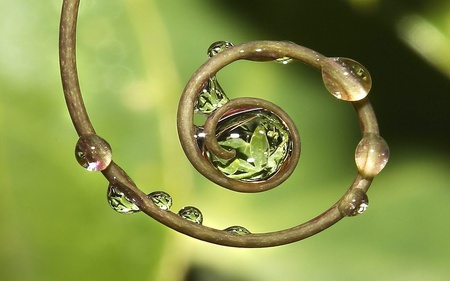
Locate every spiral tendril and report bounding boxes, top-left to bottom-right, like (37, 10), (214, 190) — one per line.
(59, 0), (389, 248)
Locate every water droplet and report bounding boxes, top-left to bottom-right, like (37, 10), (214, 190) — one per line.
(321, 57), (372, 101)
(207, 41), (234, 58)
(195, 42), (233, 115)
(338, 189), (369, 217)
(75, 134), (112, 171)
(194, 126), (206, 148)
(178, 206), (203, 224)
(107, 183), (140, 214)
(148, 191), (172, 211)
(195, 76), (230, 114)
(355, 134), (389, 178)
(276, 56), (293, 65)
(205, 109), (293, 182)
(224, 225), (251, 235)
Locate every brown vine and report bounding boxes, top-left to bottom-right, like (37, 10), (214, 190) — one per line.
(59, 0), (389, 247)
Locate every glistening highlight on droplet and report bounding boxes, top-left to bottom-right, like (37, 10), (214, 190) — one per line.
(338, 189), (369, 217)
(224, 226), (251, 235)
(355, 133), (390, 178)
(148, 191), (172, 211)
(195, 76), (229, 114)
(107, 183), (140, 214)
(178, 206), (203, 224)
(275, 56), (293, 65)
(207, 41), (234, 58)
(204, 109), (293, 182)
(321, 57), (372, 101)
(195, 41), (233, 115)
(75, 134), (112, 171)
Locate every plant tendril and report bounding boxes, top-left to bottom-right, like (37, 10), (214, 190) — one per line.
(59, 0), (389, 248)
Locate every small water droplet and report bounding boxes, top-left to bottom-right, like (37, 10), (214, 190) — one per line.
(194, 126), (206, 148)
(148, 191), (172, 211)
(355, 134), (389, 178)
(207, 41), (234, 57)
(178, 206), (203, 224)
(75, 134), (112, 171)
(205, 109), (293, 182)
(224, 225), (251, 235)
(107, 183), (140, 214)
(275, 56), (293, 65)
(321, 57), (372, 101)
(338, 189), (369, 217)
(195, 42), (233, 115)
(195, 76), (230, 114)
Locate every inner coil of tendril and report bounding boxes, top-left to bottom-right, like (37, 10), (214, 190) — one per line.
(178, 40), (373, 193)
(178, 41), (302, 193)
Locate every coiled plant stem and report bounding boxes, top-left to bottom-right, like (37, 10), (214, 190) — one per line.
(59, 0), (387, 247)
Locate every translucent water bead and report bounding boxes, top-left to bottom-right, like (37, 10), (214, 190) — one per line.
(207, 40), (234, 57)
(75, 134), (112, 171)
(196, 76), (229, 114)
(275, 56), (293, 65)
(195, 41), (233, 114)
(148, 191), (172, 211)
(178, 206), (203, 224)
(224, 226), (251, 235)
(338, 189), (369, 217)
(107, 183), (140, 214)
(321, 57), (372, 101)
(207, 109), (292, 182)
(355, 134), (389, 178)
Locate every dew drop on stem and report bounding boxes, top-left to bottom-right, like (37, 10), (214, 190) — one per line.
(107, 183), (140, 214)
(205, 109), (293, 182)
(148, 191), (173, 211)
(178, 206), (203, 224)
(355, 133), (389, 178)
(338, 189), (369, 217)
(321, 57), (372, 101)
(75, 134), (112, 171)
(224, 225), (251, 235)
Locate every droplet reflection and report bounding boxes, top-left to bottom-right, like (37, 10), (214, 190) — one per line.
(148, 191), (172, 211)
(321, 57), (372, 101)
(224, 225), (251, 235)
(275, 56), (293, 65)
(75, 134), (112, 171)
(195, 41), (233, 114)
(207, 41), (234, 57)
(178, 206), (203, 224)
(338, 189), (369, 217)
(107, 183), (140, 214)
(355, 134), (389, 178)
(205, 109), (293, 182)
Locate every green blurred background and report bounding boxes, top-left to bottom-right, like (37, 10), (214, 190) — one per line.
(1, 0), (449, 280)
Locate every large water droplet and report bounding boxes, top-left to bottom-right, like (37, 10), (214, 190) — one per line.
(207, 41), (234, 58)
(355, 134), (389, 178)
(75, 134), (112, 171)
(338, 189), (369, 217)
(178, 206), (203, 224)
(224, 225), (251, 235)
(148, 191), (172, 211)
(107, 183), (140, 214)
(321, 57), (372, 101)
(205, 109), (293, 182)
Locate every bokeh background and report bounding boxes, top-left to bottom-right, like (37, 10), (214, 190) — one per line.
(1, 0), (449, 280)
